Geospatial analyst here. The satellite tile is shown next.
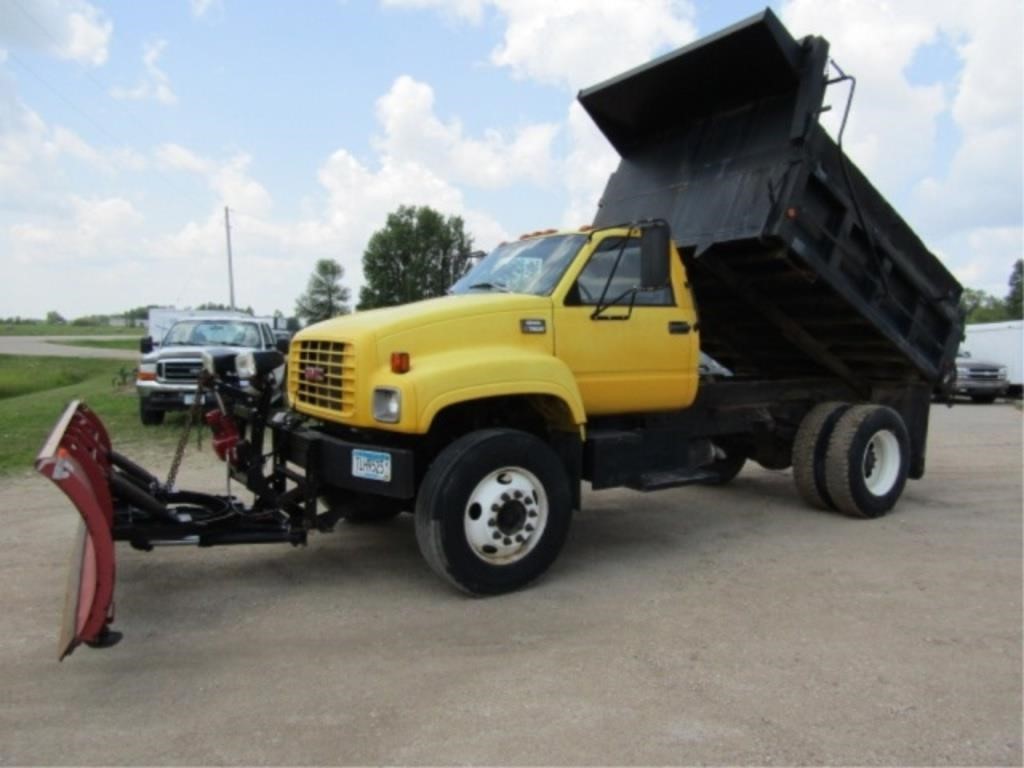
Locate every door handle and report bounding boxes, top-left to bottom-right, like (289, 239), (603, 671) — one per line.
(668, 321), (691, 335)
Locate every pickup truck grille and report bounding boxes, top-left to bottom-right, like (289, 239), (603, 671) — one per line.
(158, 360), (203, 383)
(292, 339), (354, 416)
(962, 366), (1002, 381)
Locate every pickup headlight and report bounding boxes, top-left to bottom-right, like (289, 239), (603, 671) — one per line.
(235, 350), (285, 380)
(956, 366), (969, 378)
(201, 351), (216, 375)
(235, 351), (257, 379)
(373, 387), (402, 423)
(998, 366), (1008, 378)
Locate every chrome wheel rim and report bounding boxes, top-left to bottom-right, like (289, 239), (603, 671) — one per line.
(464, 467), (548, 565)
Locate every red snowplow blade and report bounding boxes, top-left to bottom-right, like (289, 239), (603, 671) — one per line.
(35, 401), (117, 660)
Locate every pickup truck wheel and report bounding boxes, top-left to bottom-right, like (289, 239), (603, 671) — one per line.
(415, 429), (573, 595)
(139, 404), (164, 426)
(792, 401), (849, 510)
(824, 405), (909, 519)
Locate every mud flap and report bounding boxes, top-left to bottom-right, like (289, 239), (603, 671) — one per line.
(35, 401), (118, 660)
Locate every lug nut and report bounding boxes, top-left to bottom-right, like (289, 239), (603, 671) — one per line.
(488, 518), (496, 527)
(492, 531), (501, 540)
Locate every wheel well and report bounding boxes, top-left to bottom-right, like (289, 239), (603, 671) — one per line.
(422, 396), (582, 509)
(426, 395), (577, 444)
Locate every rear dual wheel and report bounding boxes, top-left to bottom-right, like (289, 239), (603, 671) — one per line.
(793, 403), (910, 518)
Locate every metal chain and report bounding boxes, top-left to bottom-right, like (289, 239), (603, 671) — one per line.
(166, 376), (207, 489)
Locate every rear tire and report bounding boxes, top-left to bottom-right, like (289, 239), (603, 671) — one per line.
(792, 402), (849, 510)
(415, 429), (573, 595)
(824, 405), (909, 519)
(139, 404), (164, 426)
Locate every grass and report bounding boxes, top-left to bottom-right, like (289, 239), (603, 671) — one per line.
(0, 323), (144, 336)
(0, 354), (181, 474)
(49, 338), (141, 351)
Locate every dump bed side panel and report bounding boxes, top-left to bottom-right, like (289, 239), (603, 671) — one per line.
(581, 9), (962, 389)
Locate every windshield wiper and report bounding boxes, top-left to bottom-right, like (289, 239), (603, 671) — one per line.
(467, 282), (510, 292)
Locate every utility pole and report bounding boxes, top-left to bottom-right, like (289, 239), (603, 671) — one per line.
(224, 206), (236, 311)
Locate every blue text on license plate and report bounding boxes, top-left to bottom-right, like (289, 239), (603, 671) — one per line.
(352, 449), (392, 482)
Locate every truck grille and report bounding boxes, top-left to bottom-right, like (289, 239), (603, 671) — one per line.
(292, 339), (355, 416)
(158, 360), (203, 383)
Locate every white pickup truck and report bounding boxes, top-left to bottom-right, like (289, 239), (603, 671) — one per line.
(136, 315), (283, 425)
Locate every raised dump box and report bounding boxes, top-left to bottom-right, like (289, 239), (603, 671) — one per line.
(581, 9), (963, 394)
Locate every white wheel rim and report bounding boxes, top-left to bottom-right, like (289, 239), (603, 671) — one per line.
(463, 466), (548, 565)
(862, 430), (900, 496)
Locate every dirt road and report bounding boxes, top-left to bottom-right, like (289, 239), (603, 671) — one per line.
(0, 335), (138, 360)
(1, 403), (1020, 765)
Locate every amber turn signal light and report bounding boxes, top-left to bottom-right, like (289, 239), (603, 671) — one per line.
(390, 352), (410, 374)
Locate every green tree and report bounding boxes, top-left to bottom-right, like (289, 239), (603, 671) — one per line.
(358, 205), (473, 310)
(196, 302), (253, 315)
(45, 311), (65, 324)
(295, 259), (351, 324)
(960, 288), (1008, 323)
(1005, 259), (1022, 318)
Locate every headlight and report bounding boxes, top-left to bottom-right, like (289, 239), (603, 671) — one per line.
(373, 387), (402, 423)
(956, 366), (969, 378)
(201, 351), (216, 375)
(235, 351), (257, 379)
(998, 366), (1008, 378)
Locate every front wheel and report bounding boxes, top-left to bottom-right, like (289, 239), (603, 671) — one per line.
(415, 429), (573, 595)
(139, 403), (164, 426)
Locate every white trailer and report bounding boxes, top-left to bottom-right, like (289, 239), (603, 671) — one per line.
(963, 321), (1023, 396)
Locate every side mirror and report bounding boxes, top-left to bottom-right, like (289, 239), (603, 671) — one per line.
(640, 224), (671, 288)
(275, 337), (290, 355)
(139, 336), (154, 354)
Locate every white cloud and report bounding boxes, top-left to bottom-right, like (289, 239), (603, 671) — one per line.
(382, 0), (696, 90)
(110, 40), (176, 105)
(373, 75), (558, 188)
(561, 101), (617, 228)
(10, 195), (142, 265)
(488, 0), (697, 90)
(0, 0), (111, 66)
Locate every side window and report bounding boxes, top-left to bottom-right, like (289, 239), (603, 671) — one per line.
(261, 325), (274, 348)
(569, 237), (674, 307)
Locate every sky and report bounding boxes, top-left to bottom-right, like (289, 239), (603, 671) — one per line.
(0, 0), (1021, 319)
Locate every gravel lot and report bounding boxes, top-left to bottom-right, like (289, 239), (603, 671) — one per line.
(1, 403), (1020, 765)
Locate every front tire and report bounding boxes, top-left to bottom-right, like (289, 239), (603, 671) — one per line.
(824, 405), (910, 518)
(415, 429), (573, 595)
(139, 403), (164, 426)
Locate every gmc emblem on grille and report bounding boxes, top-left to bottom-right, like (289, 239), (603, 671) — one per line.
(302, 366), (327, 383)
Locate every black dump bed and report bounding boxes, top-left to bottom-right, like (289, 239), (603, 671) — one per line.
(581, 9), (963, 392)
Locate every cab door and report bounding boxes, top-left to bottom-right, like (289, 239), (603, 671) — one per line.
(552, 234), (698, 416)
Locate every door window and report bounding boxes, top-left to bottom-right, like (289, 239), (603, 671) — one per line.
(568, 237), (674, 307)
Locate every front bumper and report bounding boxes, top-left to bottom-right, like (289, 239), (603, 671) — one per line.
(955, 379), (1008, 396)
(271, 418), (416, 500)
(137, 380), (213, 411)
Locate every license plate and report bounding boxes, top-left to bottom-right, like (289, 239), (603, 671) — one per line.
(183, 394), (195, 405)
(352, 449), (392, 482)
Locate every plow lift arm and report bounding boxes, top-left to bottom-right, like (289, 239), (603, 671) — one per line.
(36, 352), (308, 660)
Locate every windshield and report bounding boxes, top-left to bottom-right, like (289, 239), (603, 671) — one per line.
(162, 320), (264, 347)
(450, 234), (587, 296)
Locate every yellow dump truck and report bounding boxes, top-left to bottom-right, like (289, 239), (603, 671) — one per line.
(39, 10), (963, 656)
